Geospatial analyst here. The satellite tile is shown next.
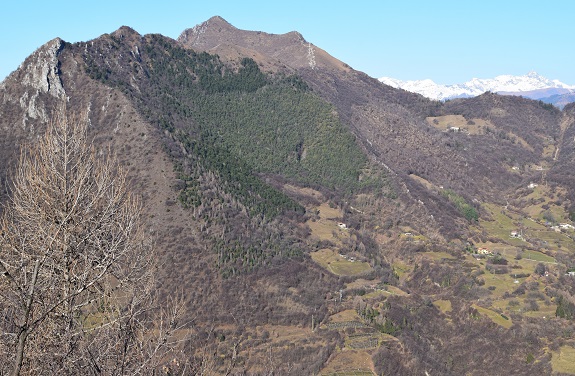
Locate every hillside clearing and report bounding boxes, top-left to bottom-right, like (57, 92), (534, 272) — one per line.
(551, 346), (575, 374)
(311, 249), (372, 276)
(472, 304), (513, 329)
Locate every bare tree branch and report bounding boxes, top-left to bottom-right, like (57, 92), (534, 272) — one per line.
(0, 106), (184, 375)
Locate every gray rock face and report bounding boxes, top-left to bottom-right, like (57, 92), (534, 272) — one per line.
(1, 38), (66, 128)
(20, 37), (66, 97)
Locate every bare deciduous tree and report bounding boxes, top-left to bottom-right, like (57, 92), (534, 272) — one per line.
(0, 110), (180, 375)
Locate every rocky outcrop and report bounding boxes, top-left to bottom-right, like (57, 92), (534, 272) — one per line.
(19, 37), (65, 97)
(0, 38), (66, 128)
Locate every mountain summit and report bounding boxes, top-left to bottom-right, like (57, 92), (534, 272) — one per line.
(177, 16), (349, 72)
(379, 71), (575, 104)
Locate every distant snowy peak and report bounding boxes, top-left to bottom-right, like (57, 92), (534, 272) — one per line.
(379, 71), (575, 101)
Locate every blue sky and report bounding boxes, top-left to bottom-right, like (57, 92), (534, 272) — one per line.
(2, 0), (574, 84)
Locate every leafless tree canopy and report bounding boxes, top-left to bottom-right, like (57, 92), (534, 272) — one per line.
(0, 110), (173, 375)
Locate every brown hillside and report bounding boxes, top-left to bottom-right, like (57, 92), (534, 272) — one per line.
(178, 15), (350, 73)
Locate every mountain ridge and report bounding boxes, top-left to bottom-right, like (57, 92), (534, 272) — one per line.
(177, 15), (351, 73)
(380, 71), (575, 107)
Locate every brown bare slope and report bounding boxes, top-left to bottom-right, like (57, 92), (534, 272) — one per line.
(178, 15), (350, 73)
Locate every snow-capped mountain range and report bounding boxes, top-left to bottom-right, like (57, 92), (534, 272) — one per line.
(379, 71), (575, 103)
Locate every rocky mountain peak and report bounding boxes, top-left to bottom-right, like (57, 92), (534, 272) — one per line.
(1, 37), (66, 126)
(380, 71), (575, 105)
(109, 26), (144, 52)
(111, 26), (141, 40)
(206, 15), (235, 28)
(177, 15), (236, 48)
(526, 70), (541, 79)
(177, 17), (349, 73)
(18, 37), (65, 97)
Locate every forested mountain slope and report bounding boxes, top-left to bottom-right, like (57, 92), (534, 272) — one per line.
(179, 17), (570, 238)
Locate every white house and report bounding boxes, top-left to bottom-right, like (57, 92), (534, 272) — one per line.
(477, 248), (492, 255)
